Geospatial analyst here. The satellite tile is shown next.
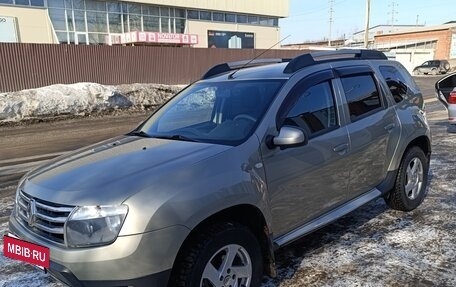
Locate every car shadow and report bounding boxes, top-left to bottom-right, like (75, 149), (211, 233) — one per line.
(432, 121), (456, 133)
(261, 175), (436, 286)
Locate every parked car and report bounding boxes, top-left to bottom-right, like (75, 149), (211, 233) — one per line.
(9, 50), (431, 287)
(435, 72), (456, 125)
(413, 59), (450, 75)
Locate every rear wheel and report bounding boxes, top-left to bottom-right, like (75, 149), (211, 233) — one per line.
(384, 146), (429, 211)
(171, 222), (263, 287)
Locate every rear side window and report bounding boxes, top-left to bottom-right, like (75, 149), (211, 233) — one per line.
(340, 74), (382, 121)
(379, 65), (408, 103)
(285, 81), (337, 137)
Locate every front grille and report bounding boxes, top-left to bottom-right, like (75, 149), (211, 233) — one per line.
(17, 190), (74, 244)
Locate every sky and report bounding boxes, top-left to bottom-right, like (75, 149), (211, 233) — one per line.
(280, 0), (456, 44)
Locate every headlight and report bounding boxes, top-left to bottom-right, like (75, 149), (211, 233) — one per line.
(65, 205), (128, 248)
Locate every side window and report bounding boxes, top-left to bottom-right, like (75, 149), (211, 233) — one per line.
(340, 74), (382, 121)
(379, 65), (408, 103)
(284, 81), (337, 136)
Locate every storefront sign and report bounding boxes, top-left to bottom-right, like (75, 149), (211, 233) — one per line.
(0, 16), (19, 43)
(208, 30), (255, 49)
(111, 32), (198, 45)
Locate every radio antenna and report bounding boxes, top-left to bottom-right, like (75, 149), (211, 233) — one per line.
(228, 35), (291, 79)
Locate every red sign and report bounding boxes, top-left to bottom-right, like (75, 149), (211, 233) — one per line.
(112, 31), (198, 45)
(3, 235), (50, 269)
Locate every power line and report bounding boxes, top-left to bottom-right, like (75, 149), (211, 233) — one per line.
(388, 0), (398, 29)
(328, 0), (335, 46)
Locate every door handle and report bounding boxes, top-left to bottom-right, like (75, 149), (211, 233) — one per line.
(333, 143), (349, 155)
(384, 123), (396, 132)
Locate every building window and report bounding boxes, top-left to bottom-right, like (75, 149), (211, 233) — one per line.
(187, 10), (198, 19)
(72, 0), (84, 10)
(237, 14), (247, 24)
(87, 11), (107, 33)
(74, 10), (86, 32)
(31, 0), (43, 6)
(86, 0), (106, 12)
(225, 13), (236, 23)
(129, 14), (141, 31)
(175, 18), (185, 33)
(199, 11), (211, 21)
(248, 15), (258, 25)
(160, 7), (169, 17)
(212, 12), (224, 22)
(143, 15), (159, 32)
(49, 8), (67, 30)
(161, 17), (170, 33)
(15, 0), (29, 5)
(174, 8), (185, 18)
(127, 3), (141, 14)
(143, 5), (159, 16)
(107, 2), (121, 13)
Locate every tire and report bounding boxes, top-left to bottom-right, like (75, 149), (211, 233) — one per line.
(171, 222), (263, 287)
(384, 146), (429, 211)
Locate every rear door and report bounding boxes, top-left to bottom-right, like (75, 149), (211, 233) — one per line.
(335, 66), (399, 198)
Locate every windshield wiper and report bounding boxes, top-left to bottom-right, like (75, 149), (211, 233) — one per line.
(127, 130), (150, 138)
(153, 134), (199, 142)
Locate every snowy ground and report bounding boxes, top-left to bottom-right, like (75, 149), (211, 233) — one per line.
(0, 83), (183, 123)
(0, 101), (455, 287)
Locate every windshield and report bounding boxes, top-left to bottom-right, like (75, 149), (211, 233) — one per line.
(139, 80), (285, 145)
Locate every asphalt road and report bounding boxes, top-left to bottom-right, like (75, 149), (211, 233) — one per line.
(0, 75), (455, 287)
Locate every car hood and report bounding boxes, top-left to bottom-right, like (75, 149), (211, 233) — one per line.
(22, 135), (231, 206)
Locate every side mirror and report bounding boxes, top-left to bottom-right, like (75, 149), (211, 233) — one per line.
(272, 126), (307, 148)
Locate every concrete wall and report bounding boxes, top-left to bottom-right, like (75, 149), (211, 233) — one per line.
(128, 0), (289, 17)
(187, 20), (280, 48)
(0, 6), (56, 44)
(375, 29), (453, 60)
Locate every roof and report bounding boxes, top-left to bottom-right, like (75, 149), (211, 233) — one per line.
(204, 62), (290, 82)
(375, 38), (438, 49)
(353, 24), (423, 35)
(202, 50), (389, 82)
(375, 23), (456, 37)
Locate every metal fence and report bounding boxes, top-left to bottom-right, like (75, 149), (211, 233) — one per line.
(0, 43), (306, 92)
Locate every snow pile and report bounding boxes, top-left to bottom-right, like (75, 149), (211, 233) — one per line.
(0, 83), (183, 123)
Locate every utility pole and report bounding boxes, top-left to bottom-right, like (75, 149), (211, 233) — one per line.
(416, 14), (419, 26)
(364, 0), (370, 48)
(328, 0), (334, 46)
(388, 0), (398, 30)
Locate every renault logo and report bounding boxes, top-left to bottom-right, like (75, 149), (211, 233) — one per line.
(26, 199), (37, 227)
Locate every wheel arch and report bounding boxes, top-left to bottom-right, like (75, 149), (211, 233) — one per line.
(168, 204), (276, 286)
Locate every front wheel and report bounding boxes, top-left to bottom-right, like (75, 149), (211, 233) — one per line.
(171, 222), (263, 287)
(384, 146), (429, 211)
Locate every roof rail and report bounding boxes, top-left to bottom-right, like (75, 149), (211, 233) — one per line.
(202, 58), (291, 79)
(283, 49), (387, 74)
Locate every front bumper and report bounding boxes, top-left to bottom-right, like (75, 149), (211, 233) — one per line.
(8, 214), (190, 287)
(47, 261), (170, 287)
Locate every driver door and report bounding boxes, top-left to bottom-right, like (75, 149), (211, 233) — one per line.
(261, 70), (351, 237)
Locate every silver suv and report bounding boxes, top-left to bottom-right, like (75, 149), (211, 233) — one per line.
(9, 50), (431, 287)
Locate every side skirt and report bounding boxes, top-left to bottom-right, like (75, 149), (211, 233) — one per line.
(274, 188), (382, 248)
